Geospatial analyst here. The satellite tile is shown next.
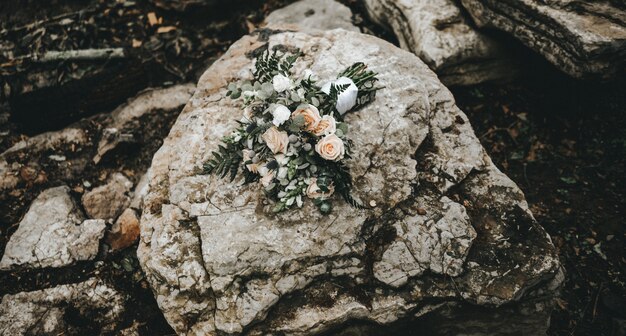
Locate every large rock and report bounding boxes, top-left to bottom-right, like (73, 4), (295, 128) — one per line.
(0, 278), (125, 335)
(138, 28), (562, 335)
(459, 0), (626, 79)
(265, 0), (358, 33)
(363, 0), (518, 86)
(0, 186), (105, 270)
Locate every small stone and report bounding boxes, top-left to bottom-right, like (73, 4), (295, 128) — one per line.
(48, 154), (66, 161)
(369, 200), (377, 207)
(106, 208), (140, 251)
(82, 173), (133, 220)
(0, 186), (106, 270)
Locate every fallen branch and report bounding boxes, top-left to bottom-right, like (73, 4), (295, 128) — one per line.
(2, 48), (126, 67)
(36, 48), (126, 62)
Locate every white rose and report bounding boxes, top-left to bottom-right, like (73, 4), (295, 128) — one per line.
(306, 178), (334, 199)
(262, 126), (289, 154)
(313, 115), (337, 136)
(272, 104), (291, 127)
(315, 134), (345, 161)
(272, 74), (292, 92)
(321, 76), (358, 115)
(291, 104), (321, 133)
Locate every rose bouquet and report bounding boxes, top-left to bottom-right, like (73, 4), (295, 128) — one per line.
(204, 49), (381, 214)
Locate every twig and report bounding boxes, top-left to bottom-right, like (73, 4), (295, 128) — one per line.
(0, 8), (96, 35)
(2, 48), (126, 67)
(592, 282), (603, 322)
(36, 48), (126, 62)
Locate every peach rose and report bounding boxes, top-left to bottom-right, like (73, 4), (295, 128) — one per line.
(315, 134), (345, 161)
(262, 126), (289, 154)
(291, 104), (321, 132)
(306, 178), (335, 199)
(313, 115), (337, 136)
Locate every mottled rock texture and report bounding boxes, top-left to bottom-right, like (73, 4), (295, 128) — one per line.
(138, 29), (562, 335)
(265, 0), (358, 33)
(460, 0), (626, 79)
(0, 278), (125, 335)
(363, 0), (518, 86)
(0, 186), (105, 270)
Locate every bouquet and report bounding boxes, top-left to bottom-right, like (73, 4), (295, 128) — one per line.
(204, 49), (381, 214)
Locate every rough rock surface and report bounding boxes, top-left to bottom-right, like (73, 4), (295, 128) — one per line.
(82, 173), (133, 221)
(460, 0), (626, 79)
(94, 84), (196, 164)
(0, 186), (105, 270)
(363, 0), (518, 86)
(0, 84), (194, 226)
(138, 29), (562, 335)
(265, 0), (358, 33)
(0, 278), (125, 335)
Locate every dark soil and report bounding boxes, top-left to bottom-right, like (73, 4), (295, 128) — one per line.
(452, 68), (626, 335)
(0, 0), (624, 335)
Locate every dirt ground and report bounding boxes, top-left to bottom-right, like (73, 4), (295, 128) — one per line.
(0, 0), (624, 335)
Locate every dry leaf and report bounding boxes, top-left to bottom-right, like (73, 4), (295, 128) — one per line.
(147, 12), (158, 26)
(132, 39), (143, 48)
(157, 26), (176, 33)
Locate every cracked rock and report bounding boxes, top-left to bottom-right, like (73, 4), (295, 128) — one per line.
(0, 186), (105, 270)
(82, 173), (133, 221)
(138, 29), (562, 335)
(459, 0), (626, 79)
(0, 278), (125, 335)
(363, 0), (518, 86)
(265, 0), (358, 33)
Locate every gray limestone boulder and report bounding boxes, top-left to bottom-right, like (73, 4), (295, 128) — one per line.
(0, 278), (125, 335)
(265, 0), (358, 33)
(363, 0), (519, 86)
(137, 28), (562, 335)
(459, 0), (626, 79)
(0, 186), (105, 270)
